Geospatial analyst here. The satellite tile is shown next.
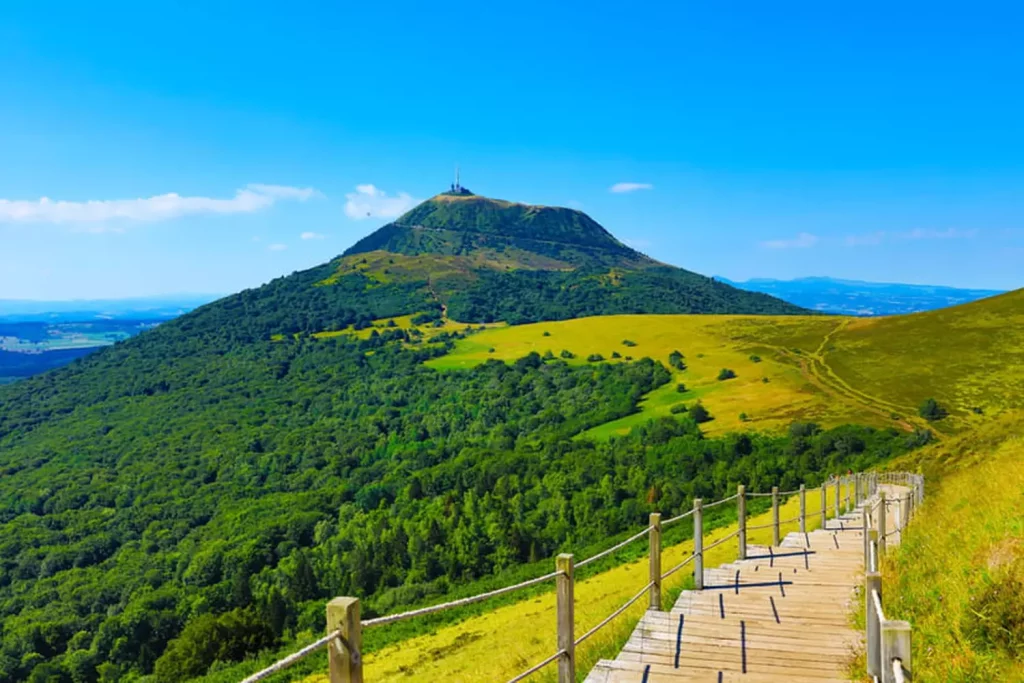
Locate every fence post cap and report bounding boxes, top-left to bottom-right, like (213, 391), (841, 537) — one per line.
(327, 596), (360, 611)
(649, 511), (661, 525)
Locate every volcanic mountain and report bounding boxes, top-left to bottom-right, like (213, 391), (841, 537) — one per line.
(306, 191), (805, 327)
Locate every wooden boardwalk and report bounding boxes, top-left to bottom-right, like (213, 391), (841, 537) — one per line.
(585, 486), (907, 683)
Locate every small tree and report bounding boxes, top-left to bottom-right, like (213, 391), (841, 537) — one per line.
(560, 349), (575, 359)
(718, 368), (737, 381)
(586, 353), (604, 363)
(749, 354), (762, 363)
(611, 351), (622, 359)
(676, 383), (687, 393)
(690, 402), (712, 424)
(918, 398), (948, 421)
(670, 403), (688, 414)
(668, 350), (686, 371)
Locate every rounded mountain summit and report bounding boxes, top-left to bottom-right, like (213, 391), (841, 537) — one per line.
(186, 189), (805, 340)
(330, 190), (804, 324)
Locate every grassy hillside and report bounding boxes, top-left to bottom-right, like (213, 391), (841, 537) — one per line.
(826, 289), (1024, 428)
(429, 314), (904, 436)
(879, 412), (1024, 681)
(432, 290), (1023, 438)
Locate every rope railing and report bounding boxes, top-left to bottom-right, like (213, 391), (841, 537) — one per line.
(362, 569), (563, 628)
(703, 529), (741, 552)
(661, 507), (695, 526)
(574, 581), (654, 646)
(505, 649), (566, 683)
(893, 658), (907, 683)
(575, 525), (652, 569)
(660, 552), (696, 581)
(239, 629), (342, 683)
(701, 492), (741, 510)
(863, 473), (923, 683)
(243, 470), (915, 683)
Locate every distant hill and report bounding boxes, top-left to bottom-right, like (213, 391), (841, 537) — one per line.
(0, 294), (221, 322)
(716, 276), (1004, 316)
(0, 296), (219, 382)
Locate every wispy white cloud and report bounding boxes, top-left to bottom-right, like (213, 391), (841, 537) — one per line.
(0, 184), (320, 230)
(344, 184), (419, 220)
(901, 227), (979, 240)
(845, 231), (886, 247)
(300, 231), (326, 240)
(609, 182), (653, 194)
(267, 243), (288, 252)
(761, 232), (819, 250)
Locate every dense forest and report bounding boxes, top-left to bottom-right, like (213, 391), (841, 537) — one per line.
(0, 325), (925, 682)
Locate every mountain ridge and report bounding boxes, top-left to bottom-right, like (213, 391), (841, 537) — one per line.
(716, 275), (1004, 316)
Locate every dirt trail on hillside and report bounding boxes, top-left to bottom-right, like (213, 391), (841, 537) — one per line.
(764, 319), (924, 432)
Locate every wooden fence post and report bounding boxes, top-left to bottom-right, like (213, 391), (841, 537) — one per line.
(820, 482), (827, 528)
(556, 554), (575, 683)
(866, 566), (882, 679)
(799, 484), (806, 535)
(902, 492), (911, 530)
(862, 505), (870, 568)
(649, 512), (662, 610)
(327, 597), (362, 683)
(693, 498), (704, 590)
(737, 485), (747, 560)
(878, 491), (887, 556)
(846, 477), (852, 514)
(771, 486), (780, 547)
(835, 477), (841, 520)
(881, 620), (912, 683)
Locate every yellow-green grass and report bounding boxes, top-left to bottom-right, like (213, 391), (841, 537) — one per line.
(298, 484), (851, 683)
(427, 313), (886, 437)
(874, 411), (1024, 681)
(825, 289), (1024, 431)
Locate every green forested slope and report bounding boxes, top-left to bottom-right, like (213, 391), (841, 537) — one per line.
(0, 325), (918, 682)
(0, 191), (820, 682)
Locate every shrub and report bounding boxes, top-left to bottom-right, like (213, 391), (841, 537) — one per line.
(749, 354), (762, 363)
(676, 383), (687, 393)
(918, 398), (948, 421)
(586, 353), (605, 363)
(560, 350), (576, 359)
(542, 350), (555, 360)
(718, 368), (737, 381)
(542, 331), (551, 337)
(411, 311), (440, 325)
(965, 558), (1024, 657)
(670, 403), (688, 415)
(739, 412), (749, 422)
(622, 339), (638, 347)
(762, 377), (770, 384)
(611, 351), (622, 359)
(668, 350), (686, 371)
(903, 429), (934, 448)
(689, 402), (712, 423)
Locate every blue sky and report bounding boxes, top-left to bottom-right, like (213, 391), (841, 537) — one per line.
(2, 1), (1022, 299)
